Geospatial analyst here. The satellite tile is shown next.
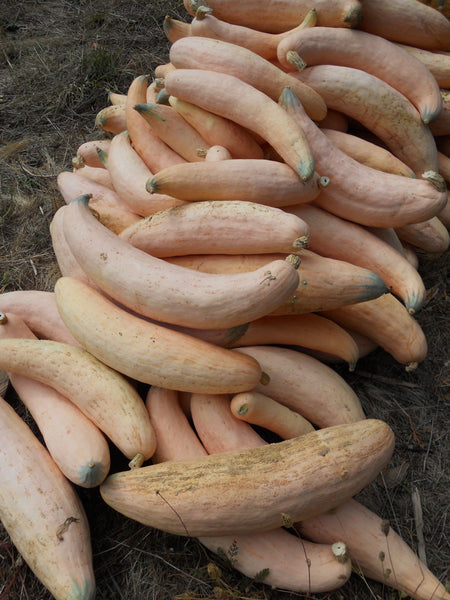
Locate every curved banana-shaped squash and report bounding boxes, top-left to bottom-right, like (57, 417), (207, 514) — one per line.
(100, 419), (394, 537)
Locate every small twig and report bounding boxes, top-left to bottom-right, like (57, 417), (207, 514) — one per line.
(0, 562), (23, 600)
(423, 417), (434, 472)
(380, 473), (402, 537)
(412, 486), (427, 566)
(156, 489), (190, 536)
(1, 48), (14, 70)
(437, 511), (447, 547)
(352, 566), (380, 600)
(29, 259), (37, 277)
(19, 160), (58, 179)
(45, 115), (67, 140)
(351, 370), (421, 388)
(110, 540), (211, 587)
(108, 573), (126, 599)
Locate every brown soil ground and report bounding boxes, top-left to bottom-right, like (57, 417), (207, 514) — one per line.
(0, 1), (449, 599)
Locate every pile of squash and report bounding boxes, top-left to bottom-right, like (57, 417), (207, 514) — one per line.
(1, 0), (449, 598)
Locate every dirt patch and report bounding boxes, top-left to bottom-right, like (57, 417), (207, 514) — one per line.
(0, 2), (449, 599)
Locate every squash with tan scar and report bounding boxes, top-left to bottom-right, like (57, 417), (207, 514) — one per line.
(100, 418), (394, 537)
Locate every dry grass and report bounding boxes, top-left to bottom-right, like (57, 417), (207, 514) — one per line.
(0, 1), (449, 599)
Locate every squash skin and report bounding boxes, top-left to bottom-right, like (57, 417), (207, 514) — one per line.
(395, 216), (450, 254)
(322, 128), (417, 177)
(0, 395), (95, 600)
(168, 96), (264, 159)
(358, 0), (450, 52)
(100, 418), (394, 537)
(72, 164), (114, 189)
(145, 387), (208, 463)
(395, 43), (450, 90)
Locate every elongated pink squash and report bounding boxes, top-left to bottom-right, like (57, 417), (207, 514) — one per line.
(183, 0), (363, 32)
(56, 170), (141, 234)
(277, 27), (442, 124)
(164, 69), (316, 181)
(396, 217), (450, 254)
(61, 195), (300, 329)
(188, 8), (317, 60)
(0, 289), (80, 345)
(279, 87), (447, 228)
(322, 293), (428, 369)
(294, 64), (439, 176)
(300, 499), (450, 600)
(229, 391), (315, 439)
(125, 73), (185, 173)
(358, 0), (450, 52)
(287, 203), (427, 313)
(119, 200), (310, 257)
(0, 394), (95, 600)
(146, 158), (323, 206)
(396, 43), (450, 90)
(169, 36), (327, 122)
(0, 312), (110, 487)
(105, 130), (187, 217)
(145, 387), (208, 463)
(50, 205), (100, 288)
(166, 250), (389, 314)
(0, 337), (156, 463)
(168, 96), (264, 159)
(54, 276), (263, 395)
(100, 418), (394, 537)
